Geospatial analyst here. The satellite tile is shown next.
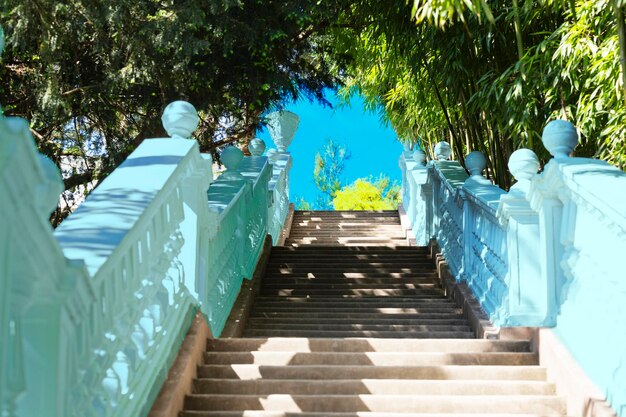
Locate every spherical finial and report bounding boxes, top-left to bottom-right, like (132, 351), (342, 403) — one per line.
(221, 146), (244, 171)
(434, 141), (452, 160)
(465, 151), (487, 177)
(161, 101), (199, 139)
(266, 148), (280, 164)
(542, 120), (578, 160)
(412, 149), (427, 165)
(249, 138), (266, 157)
(508, 148), (539, 183)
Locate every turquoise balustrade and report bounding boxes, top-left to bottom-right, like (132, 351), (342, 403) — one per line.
(0, 41), (295, 417)
(399, 121), (626, 415)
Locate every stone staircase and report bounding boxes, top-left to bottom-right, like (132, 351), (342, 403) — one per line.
(181, 211), (568, 416)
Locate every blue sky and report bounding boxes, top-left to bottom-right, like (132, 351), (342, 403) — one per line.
(258, 92), (403, 205)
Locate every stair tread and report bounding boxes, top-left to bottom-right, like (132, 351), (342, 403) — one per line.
(184, 393), (565, 413)
(192, 378), (555, 395)
(181, 211), (566, 417)
(182, 412), (569, 417)
(207, 338), (531, 352)
(202, 351), (537, 366)
(197, 364), (547, 380)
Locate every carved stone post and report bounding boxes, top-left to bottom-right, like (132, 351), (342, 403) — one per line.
(527, 121), (579, 310)
(407, 150), (431, 245)
(162, 101), (206, 299)
(497, 149), (554, 325)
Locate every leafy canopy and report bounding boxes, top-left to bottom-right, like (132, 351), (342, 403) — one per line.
(333, 176), (400, 210)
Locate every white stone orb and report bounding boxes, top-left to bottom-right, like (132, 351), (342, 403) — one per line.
(221, 146), (244, 171)
(161, 101), (199, 139)
(266, 148), (280, 165)
(249, 138), (266, 156)
(434, 142), (452, 160)
(508, 148), (539, 182)
(412, 149), (427, 165)
(465, 151), (487, 177)
(542, 120), (578, 160)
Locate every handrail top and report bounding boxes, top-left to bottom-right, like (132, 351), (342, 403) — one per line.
(543, 158), (626, 233)
(431, 160), (468, 190)
(54, 138), (200, 276)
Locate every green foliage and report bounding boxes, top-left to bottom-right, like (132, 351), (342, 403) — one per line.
(0, 0), (349, 223)
(294, 196), (312, 210)
(332, 176), (401, 210)
(332, 0), (626, 190)
(312, 138), (351, 209)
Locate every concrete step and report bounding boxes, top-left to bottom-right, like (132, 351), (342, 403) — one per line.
(288, 232), (405, 236)
(251, 305), (458, 313)
(284, 238), (408, 243)
(202, 351), (537, 366)
(264, 272), (439, 279)
(242, 324), (472, 333)
(197, 364), (546, 380)
(246, 317), (470, 326)
(252, 297), (454, 305)
(285, 240), (409, 245)
(259, 284), (442, 291)
(289, 228), (406, 233)
(184, 394), (565, 414)
(260, 277), (441, 285)
(268, 258), (433, 264)
(249, 312), (466, 321)
(263, 275), (438, 282)
(258, 289), (446, 297)
(265, 269), (437, 276)
(241, 329), (475, 338)
(192, 378), (555, 396)
(206, 338), (532, 353)
(271, 246), (429, 253)
(182, 412), (568, 417)
(267, 260), (434, 266)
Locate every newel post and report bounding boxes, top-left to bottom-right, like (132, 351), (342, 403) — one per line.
(161, 101), (209, 299)
(405, 149), (431, 245)
(496, 149), (555, 325)
(527, 120), (579, 312)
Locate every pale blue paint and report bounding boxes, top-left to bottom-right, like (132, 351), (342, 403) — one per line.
(1, 95), (293, 417)
(399, 121), (626, 416)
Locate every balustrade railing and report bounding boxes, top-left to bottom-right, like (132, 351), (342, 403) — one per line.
(0, 38), (295, 417)
(399, 120), (626, 415)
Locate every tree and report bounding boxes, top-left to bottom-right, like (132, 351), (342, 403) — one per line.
(0, 0), (352, 224)
(332, 176), (400, 210)
(309, 138), (351, 209)
(331, 0), (626, 190)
